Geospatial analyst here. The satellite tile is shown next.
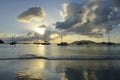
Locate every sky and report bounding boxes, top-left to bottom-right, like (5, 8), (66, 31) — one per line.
(0, 0), (120, 43)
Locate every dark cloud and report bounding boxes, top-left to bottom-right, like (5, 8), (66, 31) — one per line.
(112, 0), (120, 7)
(56, 0), (120, 37)
(38, 24), (46, 28)
(18, 7), (46, 22)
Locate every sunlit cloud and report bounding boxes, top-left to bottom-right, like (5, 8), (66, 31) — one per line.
(18, 7), (46, 22)
(50, 33), (59, 39)
(56, 0), (120, 37)
(34, 25), (46, 35)
(1, 0), (120, 43)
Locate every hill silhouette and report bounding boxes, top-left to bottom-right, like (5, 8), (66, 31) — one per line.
(0, 39), (4, 44)
(71, 40), (96, 45)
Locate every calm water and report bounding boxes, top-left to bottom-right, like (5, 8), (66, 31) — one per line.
(0, 44), (120, 80)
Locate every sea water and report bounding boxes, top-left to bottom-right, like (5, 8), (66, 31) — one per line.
(0, 44), (120, 80)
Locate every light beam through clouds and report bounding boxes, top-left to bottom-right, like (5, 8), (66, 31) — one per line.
(35, 25), (46, 35)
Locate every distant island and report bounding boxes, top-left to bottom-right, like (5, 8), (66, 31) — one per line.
(0, 39), (4, 44)
(0, 39), (117, 45)
(71, 40), (96, 45)
(71, 40), (115, 45)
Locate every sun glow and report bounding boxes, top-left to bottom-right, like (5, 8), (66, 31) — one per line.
(35, 27), (45, 35)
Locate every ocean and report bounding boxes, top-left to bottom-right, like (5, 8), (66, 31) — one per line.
(0, 44), (120, 80)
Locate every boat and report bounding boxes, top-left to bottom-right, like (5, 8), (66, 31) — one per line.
(57, 42), (68, 46)
(9, 37), (17, 45)
(106, 34), (114, 45)
(10, 41), (17, 45)
(41, 42), (50, 45)
(106, 42), (115, 45)
(57, 35), (68, 46)
(41, 32), (50, 45)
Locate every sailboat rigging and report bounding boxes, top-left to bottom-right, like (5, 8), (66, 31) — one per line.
(9, 36), (17, 45)
(57, 34), (68, 46)
(41, 31), (50, 45)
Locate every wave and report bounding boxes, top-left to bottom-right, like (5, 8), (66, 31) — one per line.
(0, 55), (120, 60)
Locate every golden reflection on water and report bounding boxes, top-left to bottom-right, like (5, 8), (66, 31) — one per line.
(16, 60), (46, 80)
(16, 45), (48, 80)
(37, 45), (46, 56)
(34, 60), (46, 69)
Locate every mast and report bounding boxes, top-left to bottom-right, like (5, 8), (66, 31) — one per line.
(61, 34), (63, 43)
(41, 30), (50, 45)
(108, 33), (110, 43)
(44, 32), (46, 42)
(11, 36), (14, 42)
(44, 31), (48, 42)
(10, 35), (16, 45)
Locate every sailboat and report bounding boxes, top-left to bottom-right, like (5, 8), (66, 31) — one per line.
(41, 32), (50, 45)
(106, 34), (114, 45)
(9, 36), (17, 45)
(57, 35), (68, 46)
(41, 40), (50, 45)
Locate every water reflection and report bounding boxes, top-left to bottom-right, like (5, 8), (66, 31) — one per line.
(64, 68), (120, 80)
(0, 45), (120, 80)
(58, 60), (120, 80)
(1, 60), (120, 80)
(38, 45), (46, 56)
(16, 72), (43, 80)
(16, 60), (46, 80)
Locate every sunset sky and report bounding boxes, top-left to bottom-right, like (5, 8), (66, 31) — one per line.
(0, 0), (120, 43)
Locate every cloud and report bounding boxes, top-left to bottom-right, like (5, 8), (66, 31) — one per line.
(18, 7), (46, 22)
(112, 0), (120, 7)
(56, 0), (120, 37)
(7, 31), (59, 42)
(8, 32), (45, 42)
(13, 25), (58, 42)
